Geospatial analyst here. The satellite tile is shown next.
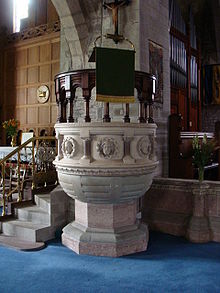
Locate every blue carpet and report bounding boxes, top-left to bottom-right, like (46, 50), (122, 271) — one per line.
(0, 232), (220, 293)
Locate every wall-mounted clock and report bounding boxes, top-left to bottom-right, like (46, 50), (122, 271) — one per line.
(37, 85), (50, 104)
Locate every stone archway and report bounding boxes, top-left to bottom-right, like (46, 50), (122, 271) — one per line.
(51, 0), (102, 71)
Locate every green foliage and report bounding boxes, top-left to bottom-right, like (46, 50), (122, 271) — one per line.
(192, 134), (214, 168)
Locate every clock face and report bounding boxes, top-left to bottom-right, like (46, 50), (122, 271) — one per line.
(37, 85), (50, 104)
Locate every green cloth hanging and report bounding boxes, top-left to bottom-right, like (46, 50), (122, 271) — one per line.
(96, 47), (135, 103)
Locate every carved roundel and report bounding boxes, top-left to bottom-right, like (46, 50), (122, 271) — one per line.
(62, 137), (77, 158)
(96, 138), (118, 159)
(137, 136), (151, 158)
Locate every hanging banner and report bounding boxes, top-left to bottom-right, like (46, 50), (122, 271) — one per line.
(96, 47), (135, 103)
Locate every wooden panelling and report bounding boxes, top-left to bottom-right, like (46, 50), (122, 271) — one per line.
(6, 69), (15, 87)
(40, 43), (51, 62)
(51, 105), (57, 122)
(6, 51), (15, 68)
(51, 84), (56, 102)
(16, 108), (26, 124)
(39, 106), (50, 124)
(40, 64), (50, 83)
(16, 69), (27, 86)
(28, 67), (39, 84)
(6, 88), (16, 106)
(27, 87), (37, 104)
(27, 107), (38, 124)
(2, 32), (60, 141)
(52, 42), (60, 60)
(16, 89), (26, 105)
(16, 49), (27, 67)
(28, 47), (39, 65)
(52, 62), (59, 79)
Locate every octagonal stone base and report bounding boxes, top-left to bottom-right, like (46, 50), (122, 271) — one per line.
(62, 199), (148, 257)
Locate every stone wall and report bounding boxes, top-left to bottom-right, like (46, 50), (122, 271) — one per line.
(143, 177), (220, 242)
(202, 104), (220, 132)
(140, 0), (170, 176)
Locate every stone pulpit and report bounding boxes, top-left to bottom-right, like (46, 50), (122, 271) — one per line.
(54, 69), (158, 257)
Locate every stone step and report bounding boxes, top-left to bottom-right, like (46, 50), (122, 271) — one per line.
(34, 193), (51, 212)
(15, 206), (50, 225)
(1, 219), (53, 242)
(0, 234), (45, 251)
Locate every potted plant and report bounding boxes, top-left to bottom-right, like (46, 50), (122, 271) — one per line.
(2, 119), (19, 147)
(192, 134), (214, 181)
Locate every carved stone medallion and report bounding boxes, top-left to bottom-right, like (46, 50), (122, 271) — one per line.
(137, 136), (151, 158)
(62, 137), (77, 158)
(96, 138), (118, 159)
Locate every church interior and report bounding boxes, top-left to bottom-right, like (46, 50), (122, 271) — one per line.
(0, 0), (220, 292)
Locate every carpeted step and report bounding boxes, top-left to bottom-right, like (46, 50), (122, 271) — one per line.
(15, 206), (50, 225)
(1, 219), (53, 242)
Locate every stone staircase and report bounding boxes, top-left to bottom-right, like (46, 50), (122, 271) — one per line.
(0, 186), (69, 245)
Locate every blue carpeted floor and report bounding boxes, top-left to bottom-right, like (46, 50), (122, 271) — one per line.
(1, 232), (220, 293)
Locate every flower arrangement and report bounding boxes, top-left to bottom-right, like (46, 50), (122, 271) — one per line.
(192, 134), (214, 181)
(2, 119), (19, 137)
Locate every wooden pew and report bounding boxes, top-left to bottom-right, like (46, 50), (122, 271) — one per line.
(169, 114), (220, 180)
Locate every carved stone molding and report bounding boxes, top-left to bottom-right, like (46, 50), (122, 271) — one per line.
(55, 164), (157, 177)
(149, 135), (157, 160)
(62, 137), (77, 158)
(137, 136), (151, 158)
(96, 138), (119, 159)
(8, 20), (60, 43)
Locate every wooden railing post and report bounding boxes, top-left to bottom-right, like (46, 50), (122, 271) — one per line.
(55, 79), (64, 123)
(81, 72), (91, 122)
(144, 102), (148, 122)
(148, 102), (154, 123)
(1, 163), (6, 216)
(17, 151), (22, 202)
(65, 75), (74, 123)
(124, 103), (130, 123)
(103, 103), (111, 122)
(32, 139), (35, 190)
(138, 92), (146, 123)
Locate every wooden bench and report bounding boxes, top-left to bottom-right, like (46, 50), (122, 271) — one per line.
(169, 114), (220, 180)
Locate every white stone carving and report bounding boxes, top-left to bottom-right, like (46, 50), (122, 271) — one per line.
(62, 137), (77, 158)
(137, 136), (151, 158)
(96, 138), (118, 159)
(54, 122), (158, 204)
(56, 164), (157, 177)
(149, 135), (157, 161)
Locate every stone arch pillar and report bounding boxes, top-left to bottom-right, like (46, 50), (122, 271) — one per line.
(51, 0), (101, 71)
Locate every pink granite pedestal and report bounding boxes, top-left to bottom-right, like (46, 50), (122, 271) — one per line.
(62, 199), (148, 257)
(186, 183), (211, 243)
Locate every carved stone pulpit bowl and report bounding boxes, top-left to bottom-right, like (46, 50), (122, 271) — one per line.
(54, 69), (157, 257)
(54, 122), (158, 257)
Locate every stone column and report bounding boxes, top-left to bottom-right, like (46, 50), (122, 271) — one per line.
(186, 182), (210, 243)
(62, 199), (148, 257)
